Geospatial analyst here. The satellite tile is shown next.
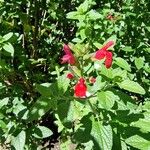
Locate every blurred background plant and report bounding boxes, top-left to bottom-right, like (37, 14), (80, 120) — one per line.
(0, 0), (149, 149)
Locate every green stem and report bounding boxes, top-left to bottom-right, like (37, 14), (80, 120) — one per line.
(87, 99), (98, 115)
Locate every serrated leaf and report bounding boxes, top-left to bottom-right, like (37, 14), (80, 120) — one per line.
(3, 32), (13, 41)
(100, 65), (113, 78)
(110, 89), (136, 110)
(36, 75), (69, 97)
(91, 119), (113, 150)
(126, 135), (150, 150)
(57, 75), (70, 94)
(90, 76), (106, 93)
(118, 80), (145, 95)
(77, 0), (89, 13)
(28, 97), (56, 121)
(3, 42), (14, 56)
(131, 119), (150, 133)
(57, 100), (89, 128)
(33, 126), (53, 139)
(77, 0), (96, 14)
(11, 131), (26, 150)
(135, 57), (144, 70)
(115, 57), (131, 72)
(88, 9), (102, 20)
(97, 91), (116, 109)
(36, 83), (53, 97)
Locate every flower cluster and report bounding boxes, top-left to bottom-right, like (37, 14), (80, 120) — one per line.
(61, 41), (115, 98)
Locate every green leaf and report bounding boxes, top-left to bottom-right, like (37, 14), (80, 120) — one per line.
(146, 26), (150, 32)
(105, 35), (117, 46)
(142, 101), (150, 112)
(131, 119), (150, 133)
(93, 42), (102, 49)
(122, 46), (134, 52)
(110, 89), (136, 110)
(90, 76), (106, 93)
(77, 0), (89, 13)
(60, 138), (72, 150)
(33, 126), (53, 139)
(121, 141), (128, 150)
(97, 91), (116, 109)
(3, 42), (14, 56)
(0, 97), (9, 109)
(3, 32), (13, 41)
(118, 80), (145, 95)
(36, 83), (54, 97)
(83, 141), (94, 150)
(115, 57), (131, 72)
(135, 57), (144, 70)
(112, 68), (127, 81)
(87, 10), (102, 20)
(79, 29), (86, 40)
(100, 65), (113, 78)
(57, 100), (89, 128)
(125, 135), (150, 150)
(11, 131), (26, 150)
(77, 0), (96, 14)
(28, 97), (56, 121)
(0, 83), (5, 89)
(91, 118), (113, 150)
(66, 11), (79, 19)
(144, 48), (150, 53)
(57, 75), (70, 95)
(36, 75), (69, 99)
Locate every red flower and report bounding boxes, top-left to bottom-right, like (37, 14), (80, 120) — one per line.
(61, 44), (76, 65)
(74, 78), (87, 98)
(93, 41), (114, 68)
(105, 51), (113, 68)
(89, 77), (96, 84)
(66, 73), (74, 79)
(107, 15), (114, 20)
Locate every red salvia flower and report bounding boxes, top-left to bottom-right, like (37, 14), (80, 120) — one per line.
(66, 73), (74, 79)
(89, 77), (96, 84)
(74, 78), (87, 98)
(105, 51), (113, 68)
(61, 44), (76, 65)
(93, 41), (114, 68)
(107, 15), (114, 20)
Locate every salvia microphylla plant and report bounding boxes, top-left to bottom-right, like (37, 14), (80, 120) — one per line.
(61, 40), (114, 98)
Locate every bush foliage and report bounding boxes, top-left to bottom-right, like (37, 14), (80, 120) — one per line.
(0, 0), (150, 149)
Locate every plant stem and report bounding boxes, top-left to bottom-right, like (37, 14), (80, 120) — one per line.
(32, 0), (39, 58)
(87, 99), (97, 115)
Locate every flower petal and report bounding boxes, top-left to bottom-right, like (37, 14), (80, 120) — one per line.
(61, 44), (76, 65)
(61, 55), (71, 64)
(102, 40), (114, 51)
(105, 51), (113, 68)
(66, 73), (74, 79)
(74, 78), (87, 98)
(69, 54), (76, 65)
(94, 49), (106, 60)
(63, 44), (72, 55)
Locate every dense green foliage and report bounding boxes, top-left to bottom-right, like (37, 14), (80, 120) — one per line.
(0, 0), (150, 149)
